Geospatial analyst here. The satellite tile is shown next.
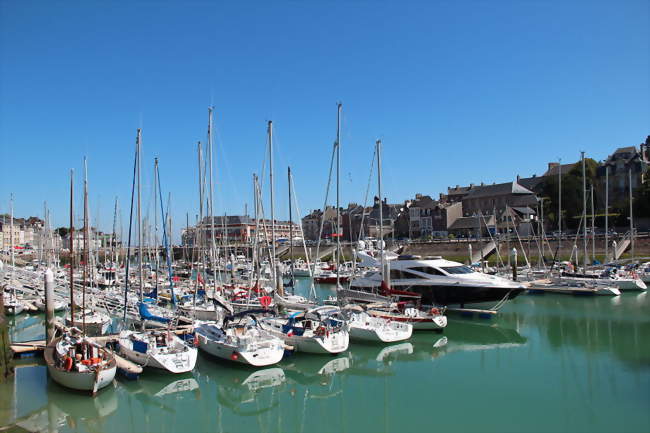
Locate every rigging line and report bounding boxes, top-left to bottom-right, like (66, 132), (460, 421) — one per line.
(356, 144), (377, 245)
(123, 138), (139, 323)
(312, 141), (337, 286)
(289, 170), (317, 300)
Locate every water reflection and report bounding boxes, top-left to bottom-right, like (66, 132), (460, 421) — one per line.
(510, 293), (650, 370)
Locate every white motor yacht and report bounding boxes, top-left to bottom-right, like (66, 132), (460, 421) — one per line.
(351, 252), (525, 307)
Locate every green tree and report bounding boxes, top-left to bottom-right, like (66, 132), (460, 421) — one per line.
(540, 158), (599, 231)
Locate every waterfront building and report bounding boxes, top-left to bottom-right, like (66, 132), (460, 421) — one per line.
(182, 215), (301, 246)
(407, 194), (462, 239)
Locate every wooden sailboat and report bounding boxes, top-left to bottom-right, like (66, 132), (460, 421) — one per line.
(47, 167), (116, 395)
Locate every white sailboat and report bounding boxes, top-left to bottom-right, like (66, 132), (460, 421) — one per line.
(261, 306), (350, 354)
(195, 312), (285, 367)
(344, 305), (413, 343)
(117, 329), (197, 373)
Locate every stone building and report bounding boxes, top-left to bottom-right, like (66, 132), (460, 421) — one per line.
(597, 140), (649, 207)
(461, 181), (538, 217)
(183, 215), (301, 246)
(408, 194), (462, 239)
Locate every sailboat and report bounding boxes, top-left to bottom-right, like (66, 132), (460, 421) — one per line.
(344, 303), (412, 343)
(45, 330), (117, 394)
(46, 167), (116, 395)
(195, 310), (285, 367)
(261, 305), (350, 354)
(117, 328), (197, 373)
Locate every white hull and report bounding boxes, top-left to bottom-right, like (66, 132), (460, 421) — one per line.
(178, 305), (222, 321)
(263, 322), (349, 354)
(65, 317), (111, 336)
(273, 294), (317, 311)
(47, 363), (116, 393)
(368, 311), (447, 331)
(4, 303), (24, 316)
(118, 332), (198, 374)
(197, 334), (284, 367)
(614, 278), (647, 291)
(348, 325), (412, 343)
(285, 332), (349, 354)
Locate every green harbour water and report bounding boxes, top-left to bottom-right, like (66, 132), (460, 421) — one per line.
(1, 280), (649, 433)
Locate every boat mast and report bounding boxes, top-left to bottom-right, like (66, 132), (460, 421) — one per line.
(196, 141), (204, 306)
(208, 107), (217, 295)
(629, 167), (634, 261)
(558, 158), (562, 253)
(288, 166), (294, 294)
(377, 139), (385, 282)
(268, 121), (278, 292)
(136, 129), (143, 301)
(154, 158), (160, 294)
(335, 103), (342, 288)
(581, 151), (587, 270)
(591, 186), (595, 265)
(82, 158), (89, 335)
(69, 170), (75, 322)
(605, 166), (609, 262)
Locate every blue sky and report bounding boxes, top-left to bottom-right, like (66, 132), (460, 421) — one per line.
(1, 0), (648, 240)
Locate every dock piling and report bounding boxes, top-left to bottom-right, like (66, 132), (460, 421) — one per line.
(44, 268), (55, 344)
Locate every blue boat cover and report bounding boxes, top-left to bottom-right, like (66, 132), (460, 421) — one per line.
(139, 302), (171, 324)
(133, 340), (148, 354)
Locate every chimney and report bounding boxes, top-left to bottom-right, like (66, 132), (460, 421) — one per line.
(548, 162), (559, 171)
(516, 175), (520, 182)
(480, 182), (484, 187)
(415, 193), (422, 199)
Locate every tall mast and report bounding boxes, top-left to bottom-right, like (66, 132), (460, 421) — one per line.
(591, 186), (595, 265)
(335, 103), (342, 288)
(9, 194), (14, 272)
(558, 158), (562, 252)
(268, 121), (277, 285)
(112, 197), (118, 270)
(154, 158), (159, 293)
(629, 167), (634, 260)
(288, 166), (294, 294)
(208, 107), (217, 294)
(69, 170), (75, 321)
(605, 166), (609, 261)
(196, 141), (204, 302)
(377, 139), (385, 282)
(82, 157), (89, 335)
(581, 151), (587, 269)
(136, 129), (143, 301)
